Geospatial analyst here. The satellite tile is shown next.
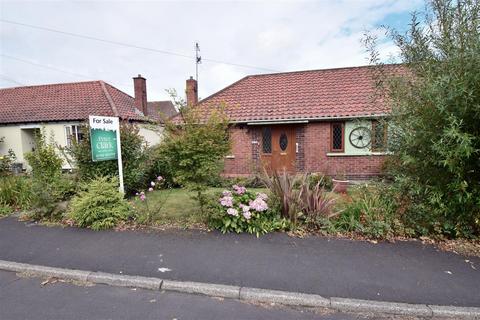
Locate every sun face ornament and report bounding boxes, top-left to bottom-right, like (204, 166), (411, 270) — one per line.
(349, 126), (372, 149)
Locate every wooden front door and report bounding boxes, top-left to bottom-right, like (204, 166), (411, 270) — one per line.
(260, 126), (296, 173)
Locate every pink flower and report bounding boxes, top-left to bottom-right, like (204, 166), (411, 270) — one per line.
(256, 192), (268, 200)
(140, 194), (146, 201)
(233, 185), (247, 195)
(157, 176), (163, 181)
(148, 187), (154, 192)
(222, 190), (232, 197)
(242, 205), (250, 213)
(227, 208), (238, 216)
(150, 181), (156, 187)
(220, 196), (233, 207)
(242, 211), (251, 220)
(135, 192), (139, 196)
(249, 198), (268, 212)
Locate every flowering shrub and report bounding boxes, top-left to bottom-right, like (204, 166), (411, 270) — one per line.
(207, 185), (289, 236)
(134, 175), (172, 224)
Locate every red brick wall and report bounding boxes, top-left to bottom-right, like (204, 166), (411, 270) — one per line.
(304, 122), (385, 179)
(222, 125), (256, 177)
(222, 123), (385, 179)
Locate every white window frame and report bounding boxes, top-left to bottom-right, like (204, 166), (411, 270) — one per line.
(64, 124), (82, 147)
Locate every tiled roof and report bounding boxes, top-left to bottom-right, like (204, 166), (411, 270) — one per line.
(0, 80), (146, 124)
(181, 64), (403, 123)
(146, 101), (178, 122)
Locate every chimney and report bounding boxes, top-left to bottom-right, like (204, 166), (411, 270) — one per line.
(186, 76), (198, 107)
(133, 74), (148, 115)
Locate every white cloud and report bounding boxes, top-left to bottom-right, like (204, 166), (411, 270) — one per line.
(0, 0), (421, 101)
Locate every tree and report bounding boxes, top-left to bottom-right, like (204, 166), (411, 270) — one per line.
(368, 0), (480, 237)
(159, 90), (231, 213)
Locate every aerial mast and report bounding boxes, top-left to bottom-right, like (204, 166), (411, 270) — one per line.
(195, 42), (201, 83)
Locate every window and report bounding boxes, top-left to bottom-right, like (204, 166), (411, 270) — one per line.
(371, 120), (388, 151)
(65, 125), (84, 147)
(330, 122), (344, 152)
(262, 127), (272, 153)
(279, 132), (288, 151)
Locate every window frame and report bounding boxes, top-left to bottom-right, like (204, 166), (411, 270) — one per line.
(262, 127), (272, 154)
(330, 122), (345, 152)
(371, 120), (388, 152)
(64, 124), (83, 147)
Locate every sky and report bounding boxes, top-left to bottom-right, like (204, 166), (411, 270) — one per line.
(0, 0), (422, 101)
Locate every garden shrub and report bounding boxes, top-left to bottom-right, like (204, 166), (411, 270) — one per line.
(366, 0), (480, 238)
(307, 173), (333, 191)
(297, 175), (338, 228)
(205, 175), (266, 189)
(0, 175), (32, 210)
(161, 94), (230, 212)
(67, 122), (148, 195)
(261, 170), (301, 224)
(68, 176), (131, 230)
(143, 145), (180, 188)
(207, 185), (289, 236)
(330, 184), (413, 239)
(25, 131), (65, 220)
(0, 143), (16, 176)
(0, 203), (12, 217)
(261, 170), (338, 226)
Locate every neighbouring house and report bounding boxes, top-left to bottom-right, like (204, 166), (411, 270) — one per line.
(0, 75), (177, 170)
(181, 65), (401, 179)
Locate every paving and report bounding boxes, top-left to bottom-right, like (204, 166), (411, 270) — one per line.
(0, 216), (479, 308)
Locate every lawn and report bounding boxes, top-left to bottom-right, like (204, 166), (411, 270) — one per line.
(132, 187), (267, 227)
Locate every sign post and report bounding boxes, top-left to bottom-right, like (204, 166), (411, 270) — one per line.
(89, 115), (124, 193)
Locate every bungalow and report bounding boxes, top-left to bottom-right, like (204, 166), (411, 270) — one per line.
(0, 75), (176, 169)
(183, 65), (400, 179)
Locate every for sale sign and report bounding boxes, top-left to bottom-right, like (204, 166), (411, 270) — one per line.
(89, 115), (124, 193)
(89, 116), (119, 162)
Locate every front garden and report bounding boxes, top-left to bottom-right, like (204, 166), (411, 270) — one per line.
(0, 0), (479, 256)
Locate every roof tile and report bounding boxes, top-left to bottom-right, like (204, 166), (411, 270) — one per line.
(187, 64), (403, 123)
(0, 80), (145, 124)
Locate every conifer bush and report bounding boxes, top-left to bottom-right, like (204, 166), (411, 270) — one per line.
(68, 176), (131, 230)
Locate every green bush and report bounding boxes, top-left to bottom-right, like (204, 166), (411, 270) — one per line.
(68, 176), (131, 230)
(0, 175), (32, 210)
(25, 131), (65, 220)
(330, 184), (412, 239)
(67, 122), (148, 195)
(161, 95), (231, 212)
(206, 185), (289, 236)
(143, 145), (180, 188)
(0, 203), (12, 217)
(0, 146), (16, 176)
(366, 0), (480, 238)
(213, 175), (266, 189)
(307, 173), (333, 191)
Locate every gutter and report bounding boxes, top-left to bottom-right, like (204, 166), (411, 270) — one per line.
(242, 113), (390, 125)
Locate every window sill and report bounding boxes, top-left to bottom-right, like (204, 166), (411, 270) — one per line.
(326, 152), (389, 157)
(225, 155), (235, 159)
